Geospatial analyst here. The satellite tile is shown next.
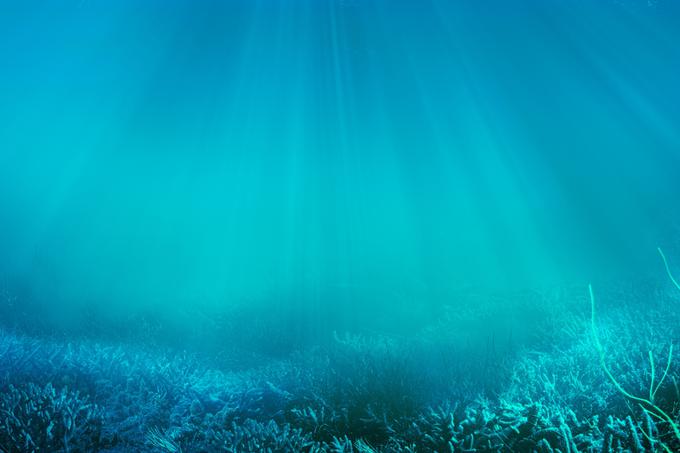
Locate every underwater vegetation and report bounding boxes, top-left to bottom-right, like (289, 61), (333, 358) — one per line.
(2, 0), (679, 451)
(0, 252), (679, 452)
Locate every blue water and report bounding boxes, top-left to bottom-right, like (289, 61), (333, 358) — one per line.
(1, 1), (680, 451)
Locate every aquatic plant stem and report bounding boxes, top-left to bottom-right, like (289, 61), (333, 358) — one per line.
(658, 247), (680, 292)
(638, 412), (674, 453)
(588, 284), (680, 444)
(653, 344), (673, 402)
(650, 350), (656, 402)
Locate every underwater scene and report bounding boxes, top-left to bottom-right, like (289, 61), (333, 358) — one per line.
(1, 0), (680, 452)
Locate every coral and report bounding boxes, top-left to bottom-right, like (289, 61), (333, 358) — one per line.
(583, 248), (680, 451)
(589, 284), (680, 450)
(1, 254), (680, 451)
(0, 382), (104, 452)
(0, 319), (677, 452)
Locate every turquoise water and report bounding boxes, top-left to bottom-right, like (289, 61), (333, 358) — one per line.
(2, 0), (680, 321)
(1, 2), (680, 450)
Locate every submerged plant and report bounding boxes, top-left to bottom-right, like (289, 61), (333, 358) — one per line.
(145, 426), (181, 453)
(658, 247), (680, 292)
(588, 248), (680, 451)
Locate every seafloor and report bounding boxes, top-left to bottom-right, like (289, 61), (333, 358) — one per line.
(1, 282), (679, 452)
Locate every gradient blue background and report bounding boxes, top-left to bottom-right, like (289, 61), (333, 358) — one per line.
(1, 0), (679, 327)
